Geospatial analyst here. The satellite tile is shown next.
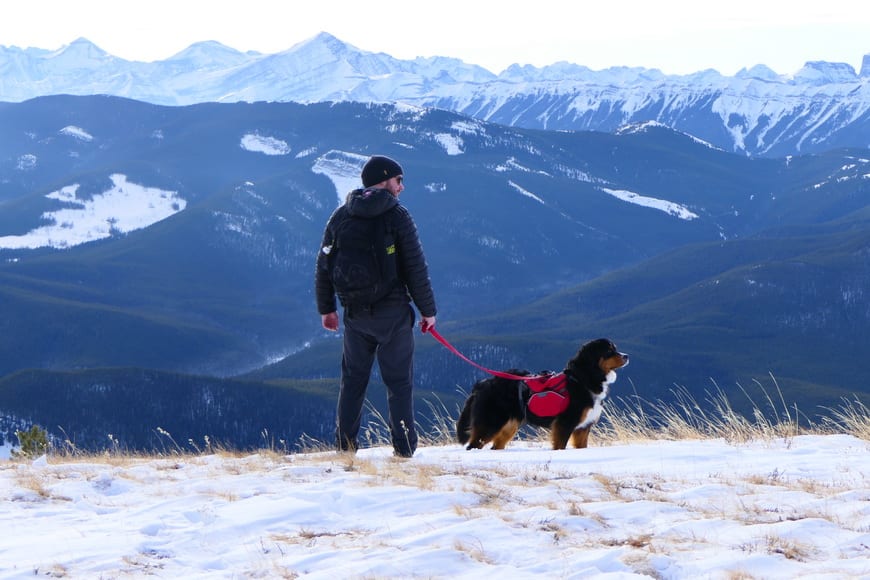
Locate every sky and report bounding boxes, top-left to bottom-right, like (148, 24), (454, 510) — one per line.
(1, 0), (869, 76)
(1, 435), (868, 577)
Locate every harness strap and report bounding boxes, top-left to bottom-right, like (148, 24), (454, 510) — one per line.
(428, 328), (573, 418)
(427, 327), (556, 382)
(524, 373), (567, 393)
(518, 382), (527, 420)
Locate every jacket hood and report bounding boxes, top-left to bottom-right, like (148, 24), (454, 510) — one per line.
(345, 187), (398, 218)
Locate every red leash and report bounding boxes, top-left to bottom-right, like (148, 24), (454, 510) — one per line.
(427, 327), (571, 416)
(426, 327), (564, 390)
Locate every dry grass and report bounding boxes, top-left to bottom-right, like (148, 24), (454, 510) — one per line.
(595, 377), (866, 446)
(12, 470), (52, 500)
(453, 538), (495, 565)
(270, 528), (370, 548)
(5, 376), (868, 463)
(32, 564), (69, 578)
(738, 535), (818, 562)
(423, 377), (866, 451)
(818, 396), (870, 440)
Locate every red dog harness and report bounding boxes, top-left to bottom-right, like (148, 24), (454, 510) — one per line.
(427, 328), (569, 417)
(524, 372), (569, 416)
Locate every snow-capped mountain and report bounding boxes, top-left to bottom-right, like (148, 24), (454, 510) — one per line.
(2, 33), (869, 157)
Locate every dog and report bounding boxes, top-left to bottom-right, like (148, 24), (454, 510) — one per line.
(456, 338), (629, 450)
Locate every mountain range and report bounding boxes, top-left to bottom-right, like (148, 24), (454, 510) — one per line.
(0, 94), (867, 451)
(2, 33), (869, 157)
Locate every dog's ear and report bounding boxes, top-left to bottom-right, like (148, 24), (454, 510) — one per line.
(567, 344), (595, 372)
(567, 339), (612, 374)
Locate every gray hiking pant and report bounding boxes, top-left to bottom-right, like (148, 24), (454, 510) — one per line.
(337, 302), (418, 456)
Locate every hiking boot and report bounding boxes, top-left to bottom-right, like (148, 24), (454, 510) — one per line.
(337, 439), (358, 454)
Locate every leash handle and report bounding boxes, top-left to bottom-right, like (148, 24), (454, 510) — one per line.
(427, 327), (550, 381)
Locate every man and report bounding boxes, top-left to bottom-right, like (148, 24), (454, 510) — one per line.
(315, 155), (437, 457)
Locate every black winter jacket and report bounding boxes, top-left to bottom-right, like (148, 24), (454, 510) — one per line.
(315, 188), (437, 318)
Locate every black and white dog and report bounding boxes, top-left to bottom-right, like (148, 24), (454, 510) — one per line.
(456, 338), (629, 450)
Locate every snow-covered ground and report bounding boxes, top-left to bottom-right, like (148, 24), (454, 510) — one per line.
(1, 435), (867, 578)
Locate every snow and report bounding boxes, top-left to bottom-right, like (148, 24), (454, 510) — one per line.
(432, 132), (464, 155)
(495, 157), (549, 175)
(15, 154), (36, 171)
(309, 150), (699, 220)
(617, 121), (720, 151)
(508, 180), (545, 204)
(3, 34), (869, 158)
(59, 125), (94, 142)
(0, 174), (186, 250)
(0, 435), (867, 578)
(451, 120), (486, 135)
(240, 133), (291, 156)
(599, 187), (699, 220)
(311, 150), (369, 207)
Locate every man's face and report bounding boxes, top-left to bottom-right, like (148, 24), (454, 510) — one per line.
(384, 175), (404, 197)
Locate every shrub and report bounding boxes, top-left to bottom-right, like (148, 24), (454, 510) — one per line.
(12, 425), (49, 459)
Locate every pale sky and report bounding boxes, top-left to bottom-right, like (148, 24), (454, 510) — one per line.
(2, 0), (869, 76)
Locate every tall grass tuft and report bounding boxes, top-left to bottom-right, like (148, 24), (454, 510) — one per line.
(7, 378), (868, 461)
(818, 396), (870, 440)
(357, 377), (868, 450)
(597, 375), (808, 445)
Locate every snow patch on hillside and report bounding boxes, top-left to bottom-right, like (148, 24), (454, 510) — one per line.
(240, 133), (290, 156)
(495, 157), (549, 175)
(312, 150), (368, 206)
(16, 154), (37, 171)
(618, 121), (720, 150)
(0, 174), (186, 250)
(432, 132), (464, 155)
(600, 187), (699, 220)
(59, 125), (93, 142)
(451, 120), (485, 135)
(509, 180), (545, 204)
(424, 182), (447, 193)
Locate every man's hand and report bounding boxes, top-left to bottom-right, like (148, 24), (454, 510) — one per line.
(420, 316), (436, 334)
(322, 312), (339, 331)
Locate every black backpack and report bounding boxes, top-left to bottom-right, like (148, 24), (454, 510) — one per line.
(326, 210), (398, 307)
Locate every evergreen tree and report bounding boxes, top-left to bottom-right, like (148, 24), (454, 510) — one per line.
(12, 425), (49, 459)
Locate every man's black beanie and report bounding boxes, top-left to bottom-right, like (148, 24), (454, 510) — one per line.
(361, 155), (403, 188)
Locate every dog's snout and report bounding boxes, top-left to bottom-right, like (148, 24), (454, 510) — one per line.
(619, 352), (629, 366)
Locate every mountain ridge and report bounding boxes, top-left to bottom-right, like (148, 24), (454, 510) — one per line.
(2, 34), (869, 156)
(0, 95), (868, 451)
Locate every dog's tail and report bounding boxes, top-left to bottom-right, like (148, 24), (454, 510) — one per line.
(456, 392), (475, 445)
